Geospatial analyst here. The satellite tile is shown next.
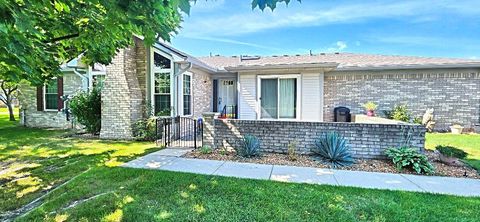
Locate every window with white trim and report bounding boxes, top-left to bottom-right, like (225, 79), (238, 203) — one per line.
(183, 74), (192, 115)
(259, 76), (298, 119)
(44, 80), (58, 110)
(154, 72), (171, 116)
(90, 63), (106, 89)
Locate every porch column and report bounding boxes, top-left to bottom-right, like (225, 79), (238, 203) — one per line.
(202, 112), (219, 149)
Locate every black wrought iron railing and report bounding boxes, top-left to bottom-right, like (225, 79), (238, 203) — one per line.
(219, 105), (237, 119)
(155, 116), (203, 149)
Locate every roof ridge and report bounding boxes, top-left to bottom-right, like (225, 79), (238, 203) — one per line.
(197, 52), (480, 61)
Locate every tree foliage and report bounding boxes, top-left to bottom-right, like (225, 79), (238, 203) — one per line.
(251, 0), (300, 11)
(1, 0), (298, 85)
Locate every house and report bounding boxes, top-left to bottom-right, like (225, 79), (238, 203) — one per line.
(18, 36), (480, 139)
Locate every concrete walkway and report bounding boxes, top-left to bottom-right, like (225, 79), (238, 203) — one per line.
(123, 149), (480, 197)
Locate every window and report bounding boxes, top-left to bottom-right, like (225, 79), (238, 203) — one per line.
(154, 52), (171, 69)
(91, 63), (106, 89)
(151, 50), (172, 116)
(44, 80), (58, 110)
(183, 74), (192, 115)
(92, 75), (106, 88)
(260, 77), (297, 119)
(154, 72), (171, 116)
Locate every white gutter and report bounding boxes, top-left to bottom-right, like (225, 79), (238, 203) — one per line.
(176, 61), (193, 76)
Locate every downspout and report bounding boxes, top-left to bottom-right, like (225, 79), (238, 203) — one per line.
(72, 69), (89, 91)
(175, 61), (192, 116)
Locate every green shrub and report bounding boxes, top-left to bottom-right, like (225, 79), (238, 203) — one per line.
(287, 141), (297, 161)
(384, 104), (411, 122)
(132, 117), (157, 141)
(412, 117), (422, 124)
(69, 87), (101, 134)
(200, 145), (213, 154)
(436, 145), (468, 159)
(237, 135), (261, 158)
(385, 147), (435, 175)
(313, 132), (354, 168)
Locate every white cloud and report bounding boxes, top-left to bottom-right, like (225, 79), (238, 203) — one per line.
(326, 41), (348, 52)
(190, 0), (225, 13)
(366, 34), (480, 52)
(180, 35), (282, 52)
(180, 0), (480, 37)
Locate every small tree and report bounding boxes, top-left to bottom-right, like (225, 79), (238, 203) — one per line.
(0, 79), (19, 121)
(69, 87), (101, 134)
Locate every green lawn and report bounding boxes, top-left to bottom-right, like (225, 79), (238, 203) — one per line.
(1, 108), (480, 221)
(426, 133), (480, 171)
(0, 108), (161, 219)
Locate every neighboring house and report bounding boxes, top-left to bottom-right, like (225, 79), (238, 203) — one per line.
(18, 36), (480, 139)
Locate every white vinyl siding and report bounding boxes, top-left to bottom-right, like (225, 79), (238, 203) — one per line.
(301, 72), (323, 121)
(238, 72), (324, 121)
(238, 74), (257, 119)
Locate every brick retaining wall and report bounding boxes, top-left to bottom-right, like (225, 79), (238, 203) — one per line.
(204, 114), (426, 159)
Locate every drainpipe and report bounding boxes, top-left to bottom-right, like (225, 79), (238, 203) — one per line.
(72, 69), (89, 91)
(175, 61), (193, 116)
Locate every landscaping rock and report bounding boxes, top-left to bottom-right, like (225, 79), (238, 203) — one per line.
(184, 150), (479, 179)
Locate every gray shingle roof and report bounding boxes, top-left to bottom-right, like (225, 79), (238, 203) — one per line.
(198, 53), (480, 71)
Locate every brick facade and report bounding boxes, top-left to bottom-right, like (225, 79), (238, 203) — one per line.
(204, 116), (426, 159)
(100, 38), (146, 139)
(18, 72), (83, 128)
(192, 68), (212, 118)
(324, 69), (480, 131)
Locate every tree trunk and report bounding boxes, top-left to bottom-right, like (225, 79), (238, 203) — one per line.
(7, 103), (15, 121)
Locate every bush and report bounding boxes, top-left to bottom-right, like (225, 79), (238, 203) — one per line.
(436, 145), (468, 159)
(69, 88), (101, 134)
(313, 132), (354, 168)
(385, 147), (435, 175)
(236, 135), (261, 158)
(132, 117), (157, 141)
(287, 141), (297, 161)
(384, 104), (411, 122)
(200, 145), (213, 154)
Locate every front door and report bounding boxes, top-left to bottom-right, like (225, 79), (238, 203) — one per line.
(218, 79), (236, 113)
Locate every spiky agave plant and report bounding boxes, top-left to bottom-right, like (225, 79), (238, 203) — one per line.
(314, 132), (354, 168)
(238, 134), (261, 157)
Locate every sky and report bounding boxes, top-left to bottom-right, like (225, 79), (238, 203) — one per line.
(170, 0), (480, 59)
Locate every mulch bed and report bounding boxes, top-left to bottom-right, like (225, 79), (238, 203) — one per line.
(184, 150), (480, 179)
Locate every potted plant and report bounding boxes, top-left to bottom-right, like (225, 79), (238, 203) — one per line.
(450, 124), (464, 134)
(362, 101), (378, 117)
(435, 145), (467, 166)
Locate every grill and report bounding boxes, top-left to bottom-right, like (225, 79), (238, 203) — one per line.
(334, 106), (351, 122)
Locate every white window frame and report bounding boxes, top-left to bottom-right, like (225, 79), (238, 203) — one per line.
(44, 79), (59, 112)
(182, 73), (193, 116)
(88, 65), (106, 90)
(256, 74), (301, 120)
(150, 48), (174, 116)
